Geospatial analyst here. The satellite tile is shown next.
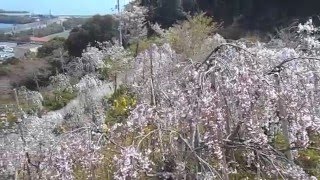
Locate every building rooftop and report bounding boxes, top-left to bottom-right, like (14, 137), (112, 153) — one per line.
(30, 37), (49, 43)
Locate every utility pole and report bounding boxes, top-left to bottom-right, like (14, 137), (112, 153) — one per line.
(117, 0), (122, 46)
(13, 88), (20, 109)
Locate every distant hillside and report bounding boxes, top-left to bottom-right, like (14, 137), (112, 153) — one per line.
(0, 15), (34, 24)
(0, 9), (29, 14)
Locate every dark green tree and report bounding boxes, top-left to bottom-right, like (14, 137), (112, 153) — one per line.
(65, 27), (90, 57)
(65, 15), (118, 57)
(37, 37), (66, 58)
(140, 0), (320, 32)
(182, 0), (198, 13)
(141, 0), (186, 28)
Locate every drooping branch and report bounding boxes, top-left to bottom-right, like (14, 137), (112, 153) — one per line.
(268, 57), (320, 75)
(197, 43), (255, 70)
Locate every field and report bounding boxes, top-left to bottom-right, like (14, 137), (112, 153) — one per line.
(44, 30), (71, 40)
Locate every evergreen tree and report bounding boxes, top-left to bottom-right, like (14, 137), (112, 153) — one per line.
(141, 0), (186, 28)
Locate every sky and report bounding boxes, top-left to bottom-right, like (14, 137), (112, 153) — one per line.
(1, 0), (132, 15)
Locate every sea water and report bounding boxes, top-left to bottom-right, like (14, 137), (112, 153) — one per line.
(0, 23), (13, 29)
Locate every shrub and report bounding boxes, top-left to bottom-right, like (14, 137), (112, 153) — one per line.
(6, 112), (17, 123)
(273, 132), (290, 151)
(165, 13), (218, 59)
(65, 15), (118, 57)
(0, 66), (10, 76)
(43, 90), (76, 111)
(298, 149), (320, 178)
(128, 36), (163, 56)
(2, 57), (20, 65)
(297, 134), (320, 178)
(104, 86), (136, 125)
(0, 112), (18, 129)
(37, 37), (65, 58)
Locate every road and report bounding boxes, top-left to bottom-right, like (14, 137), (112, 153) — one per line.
(44, 30), (71, 40)
(3, 17), (66, 34)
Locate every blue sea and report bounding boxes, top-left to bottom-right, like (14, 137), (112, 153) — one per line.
(2, 0), (115, 16)
(0, 23), (13, 29)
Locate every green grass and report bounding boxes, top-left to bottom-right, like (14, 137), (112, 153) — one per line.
(44, 30), (71, 40)
(43, 90), (76, 111)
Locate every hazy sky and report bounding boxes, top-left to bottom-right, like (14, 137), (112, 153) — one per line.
(1, 0), (131, 15)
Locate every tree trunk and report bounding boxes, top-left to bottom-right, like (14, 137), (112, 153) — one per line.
(275, 74), (293, 161)
(13, 88), (20, 110)
(149, 49), (156, 106)
(135, 41), (140, 57)
(114, 73), (117, 92)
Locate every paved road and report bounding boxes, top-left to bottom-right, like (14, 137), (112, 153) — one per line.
(3, 18), (65, 34)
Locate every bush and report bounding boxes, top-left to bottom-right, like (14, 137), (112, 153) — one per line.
(104, 86), (136, 125)
(298, 149), (320, 178)
(0, 66), (10, 76)
(0, 112), (18, 129)
(37, 37), (66, 58)
(165, 13), (218, 59)
(128, 36), (163, 56)
(273, 132), (290, 151)
(2, 57), (20, 65)
(65, 15), (118, 57)
(43, 90), (76, 111)
(297, 134), (320, 178)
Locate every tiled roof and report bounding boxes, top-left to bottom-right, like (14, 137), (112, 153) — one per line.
(30, 37), (49, 43)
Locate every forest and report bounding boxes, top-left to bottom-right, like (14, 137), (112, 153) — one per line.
(141, 0), (320, 29)
(1, 0), (320, 179)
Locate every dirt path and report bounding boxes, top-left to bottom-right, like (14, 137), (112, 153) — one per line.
(32, 82), (113, 124)
(56, 82), (113, 116)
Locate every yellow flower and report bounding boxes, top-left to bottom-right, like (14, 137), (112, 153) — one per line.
(102, 124), (109, 133)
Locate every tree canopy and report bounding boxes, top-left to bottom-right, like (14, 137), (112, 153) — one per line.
(37, 37), (66, 58)
(65, 15), (118, 57)
(140, 0), (320, 30)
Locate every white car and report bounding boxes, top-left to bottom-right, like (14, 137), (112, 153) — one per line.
(0, 45), (14, 53)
